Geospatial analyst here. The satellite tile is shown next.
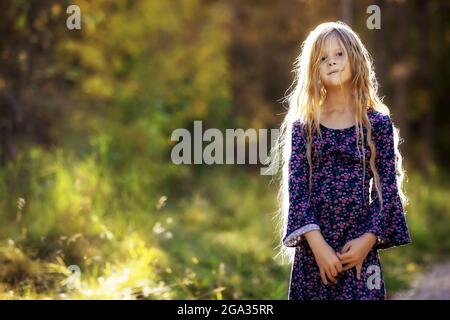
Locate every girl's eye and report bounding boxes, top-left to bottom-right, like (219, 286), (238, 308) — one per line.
(321, 56), (327, 62)
(337, 52), (343, 56)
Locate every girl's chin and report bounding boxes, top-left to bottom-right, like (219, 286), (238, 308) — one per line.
(323, 80), (351, 88)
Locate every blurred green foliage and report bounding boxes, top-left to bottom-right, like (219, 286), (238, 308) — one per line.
(0, 0), (449, 299)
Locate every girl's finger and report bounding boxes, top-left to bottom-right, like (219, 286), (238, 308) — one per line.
(330, 266), (337, 277)
(325, 269), (336, 283)
(338, 252), (354, 262)
(340, 257), (354, 265)
(356, 263), (362, 280)
(344, 258), (356, 265)
(339, 255), (354, 264)
(341, 242), (351, 253)
(332, 265), (341, 282)
(320, 269), (328, 285)
(335, 261), (343, 273)
(342, 263), (356, 271)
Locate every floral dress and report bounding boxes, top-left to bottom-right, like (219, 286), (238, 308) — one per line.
(283, 109), (412, 300)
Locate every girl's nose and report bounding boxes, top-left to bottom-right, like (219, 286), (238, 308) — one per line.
(328, 60), (336, 66)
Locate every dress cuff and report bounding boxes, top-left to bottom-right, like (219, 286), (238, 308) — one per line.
(283, 224), (320, 247)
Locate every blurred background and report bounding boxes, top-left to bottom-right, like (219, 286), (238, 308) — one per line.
(0, 0), (449, 299)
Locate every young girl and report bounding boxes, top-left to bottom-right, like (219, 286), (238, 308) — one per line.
(272, 21), (412, 300)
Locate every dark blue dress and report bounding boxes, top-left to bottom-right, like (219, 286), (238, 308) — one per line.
(283, 109), (412, 300)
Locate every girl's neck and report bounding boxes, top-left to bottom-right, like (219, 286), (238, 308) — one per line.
(321, 85), (355, 114)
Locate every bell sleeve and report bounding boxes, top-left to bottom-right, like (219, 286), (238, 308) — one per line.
(365, 114), (412, 250)
(282, 120), (320, 247)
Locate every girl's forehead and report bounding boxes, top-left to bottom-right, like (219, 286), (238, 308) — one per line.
(321, 35), (344, 52)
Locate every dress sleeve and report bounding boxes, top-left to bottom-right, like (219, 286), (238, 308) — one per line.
(365, 115), (412, 250)
(282, 121), (320, 247)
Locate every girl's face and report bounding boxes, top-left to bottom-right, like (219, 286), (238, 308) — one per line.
(318, 35), (352, 88)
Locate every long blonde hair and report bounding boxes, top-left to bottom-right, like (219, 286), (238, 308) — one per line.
(269, 21), (408, 264)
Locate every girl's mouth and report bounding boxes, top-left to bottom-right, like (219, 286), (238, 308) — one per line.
(328, 70), (339, 75)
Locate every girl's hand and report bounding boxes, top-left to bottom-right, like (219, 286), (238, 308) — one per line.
(337, 233), (377, 280)
(305, 231), (343, 285)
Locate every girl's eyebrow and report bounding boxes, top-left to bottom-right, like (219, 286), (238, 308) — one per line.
(321, 46), (344, 55)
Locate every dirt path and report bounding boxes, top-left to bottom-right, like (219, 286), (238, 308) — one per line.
(391, 260), (450, 300)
